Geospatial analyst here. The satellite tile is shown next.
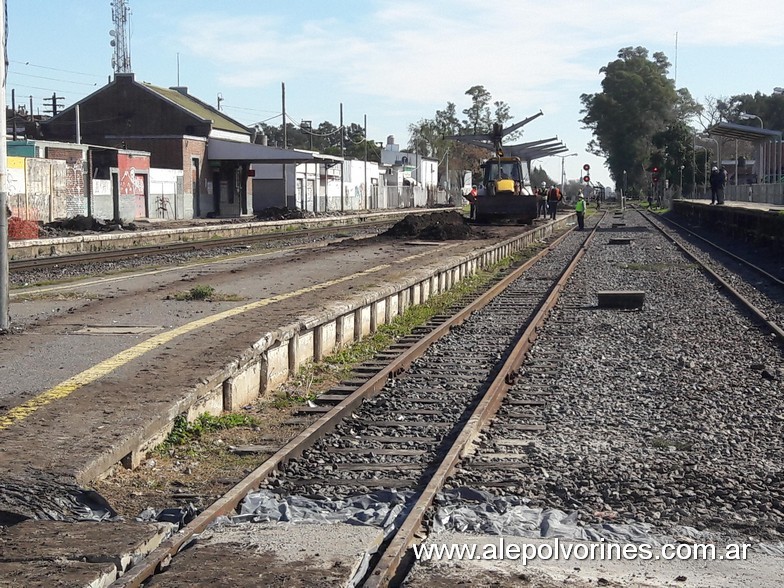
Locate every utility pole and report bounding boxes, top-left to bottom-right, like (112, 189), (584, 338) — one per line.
(281, 82), (287, 149)
(1, 2), (10, 331)
(11, 90), (16, 141)
(43, 93), (65, 116)
(364, 114), (368, 210)
(281, 82), (287, 208)
(340, 102), (344, 212)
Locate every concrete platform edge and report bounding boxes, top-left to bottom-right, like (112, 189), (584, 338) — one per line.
(78, 216), (572, 483)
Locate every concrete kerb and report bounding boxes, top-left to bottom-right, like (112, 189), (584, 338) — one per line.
(89, 216), (570, 479)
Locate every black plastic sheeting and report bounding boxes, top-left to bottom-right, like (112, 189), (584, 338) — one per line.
(0, 477), (120, 524)
(201, 486), (784, 558)
(219, 488), (415, 538)
(136, 504), (198, 528)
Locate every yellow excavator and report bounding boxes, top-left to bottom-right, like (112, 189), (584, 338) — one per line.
(448, 111), (567, 224)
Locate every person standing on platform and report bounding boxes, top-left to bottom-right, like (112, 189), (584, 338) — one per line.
(575, 194), (586, 230)
(547, 185), (560, 220)
(537, 182), (548, 218)
(709, 166), (725, 205)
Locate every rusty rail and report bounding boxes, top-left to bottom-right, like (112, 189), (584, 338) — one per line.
(364, 215), (604, 587)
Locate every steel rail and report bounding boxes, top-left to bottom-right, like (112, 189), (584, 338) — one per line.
(112, 224), (577, 587)
(363, 214), (604, 587)
(640, 208), (784, 344)
(9, 220), (394, 272)
(652, 211), (783, 288)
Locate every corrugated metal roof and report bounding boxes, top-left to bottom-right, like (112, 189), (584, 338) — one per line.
(705, 122), (782, 142)
(208, 139), (334, 163)
(143, 83), (250, 135)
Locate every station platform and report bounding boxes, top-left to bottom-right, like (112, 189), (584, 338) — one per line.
(669, 198), (784, 251)
(0, 214), (571, 513)
(679, 197), (784, 212)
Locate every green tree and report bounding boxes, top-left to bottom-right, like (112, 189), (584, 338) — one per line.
(530, 165), (556, 190)
(462, 85), (492, 134)
(580, 46), (697, 194)
(411, 88), (524, 189)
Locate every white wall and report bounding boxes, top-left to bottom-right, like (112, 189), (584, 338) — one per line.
(149, 168), (184, 219)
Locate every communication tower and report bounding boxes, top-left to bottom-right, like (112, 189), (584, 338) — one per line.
(110, 0), (132, 74)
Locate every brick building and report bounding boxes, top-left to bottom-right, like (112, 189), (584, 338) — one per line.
(41, 73), (315, 219)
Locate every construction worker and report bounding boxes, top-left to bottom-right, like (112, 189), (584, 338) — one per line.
(575, 194), (586, 230)
(537, 182), (548, 218)
(547, 185), (561, 220)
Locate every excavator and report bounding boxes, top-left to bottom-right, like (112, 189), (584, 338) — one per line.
(448, 111), (567, 224)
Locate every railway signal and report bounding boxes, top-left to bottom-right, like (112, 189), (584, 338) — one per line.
(583, 163), (590, 183)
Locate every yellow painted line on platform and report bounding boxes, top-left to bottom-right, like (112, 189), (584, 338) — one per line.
(1, 240), (468, 430)
(0, 262), (391, 431)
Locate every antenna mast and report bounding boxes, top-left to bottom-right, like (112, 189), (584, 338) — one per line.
(110, 0), (132, 74)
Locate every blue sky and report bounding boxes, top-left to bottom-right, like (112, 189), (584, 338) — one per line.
(7, 0), (784, 187)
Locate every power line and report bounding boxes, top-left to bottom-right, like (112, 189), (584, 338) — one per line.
(221, 103), (280, 115)
(9, 60), (104, 80)
(9, 72), (99, 87)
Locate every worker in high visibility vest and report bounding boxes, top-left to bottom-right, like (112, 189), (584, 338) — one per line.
(575, 195), (586, 230)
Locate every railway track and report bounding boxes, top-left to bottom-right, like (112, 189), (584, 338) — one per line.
(98, 205), (782, 586)
(421, 206), (783, 586)
(112, 214), (600, 586)
(9, 219), (396, 273)
(638, 207), (784, 343)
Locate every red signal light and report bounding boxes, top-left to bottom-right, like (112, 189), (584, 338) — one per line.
(583, 175), (590, 183)
(583, 164), (590, 171)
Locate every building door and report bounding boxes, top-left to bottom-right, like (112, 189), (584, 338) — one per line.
(212, 171), (221, 216)
(191, 158), (200, 217)
(111, 171), (120, 223)
(139, 173), (149, 219)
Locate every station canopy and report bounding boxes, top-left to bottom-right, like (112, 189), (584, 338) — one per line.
(207, 139), (337, 163)
(704, 122), (782, 143)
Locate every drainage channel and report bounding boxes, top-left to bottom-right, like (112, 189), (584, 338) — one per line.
(113, 217), (603, 587)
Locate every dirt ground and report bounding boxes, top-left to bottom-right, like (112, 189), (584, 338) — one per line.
(93, 403), (307, 519)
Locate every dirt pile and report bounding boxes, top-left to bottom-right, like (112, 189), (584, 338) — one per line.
(255, 207), (316, 221)
(40, 215), (139, 237)
(382, 211), (473, 240)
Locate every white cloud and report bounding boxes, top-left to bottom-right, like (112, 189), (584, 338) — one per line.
(166, 0), (784, 185)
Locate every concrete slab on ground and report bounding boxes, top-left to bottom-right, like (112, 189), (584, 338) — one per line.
(0, 520), (173, 588)
(144, 522), (385, 587)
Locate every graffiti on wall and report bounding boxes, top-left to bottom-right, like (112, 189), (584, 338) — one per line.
(120, 167), (145, 196)
(120, 167), (148, 219)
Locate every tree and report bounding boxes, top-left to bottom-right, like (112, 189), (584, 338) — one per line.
(529, 165), (556, 190)
(409, 86), (529, 190)
(462, 85), (492, 134)
(580, 46), (695, 194)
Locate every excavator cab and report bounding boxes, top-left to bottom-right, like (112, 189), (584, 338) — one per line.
(482, 157), (527, 195)
(473, 156), (536, 223)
